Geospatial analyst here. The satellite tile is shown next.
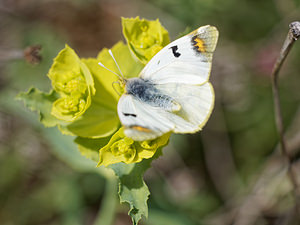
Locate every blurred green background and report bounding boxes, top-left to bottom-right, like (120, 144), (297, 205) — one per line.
(1, 0), (300, 224)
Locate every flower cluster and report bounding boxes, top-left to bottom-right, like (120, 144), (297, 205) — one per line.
(18, 17), (171, 166)
(48, 45), (95, 122)
(98, 128), (169, 166)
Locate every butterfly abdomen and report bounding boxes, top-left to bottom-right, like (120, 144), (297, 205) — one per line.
(126, 78), (180, 112)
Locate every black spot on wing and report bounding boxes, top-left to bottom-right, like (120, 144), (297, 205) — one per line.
(123, 112), (137, 117)
(170, 45), (181, 58)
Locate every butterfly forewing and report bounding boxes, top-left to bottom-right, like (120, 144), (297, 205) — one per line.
(139, 25), (218, 85)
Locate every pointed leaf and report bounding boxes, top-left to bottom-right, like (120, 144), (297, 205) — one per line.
(109, 148), (164, 225)
(16, 88), (61, 127)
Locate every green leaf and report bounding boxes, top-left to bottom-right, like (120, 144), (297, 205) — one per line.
(82, 58), (119, 110)
(74, 136), (112, 162)
(16, 88), (61, 127)
(122, 17), (170, 64)
(65, 93), (119, 138)
(97, 127), (170, 167)
(109, 148), (163, 225)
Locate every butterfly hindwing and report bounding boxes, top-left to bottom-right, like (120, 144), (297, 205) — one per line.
(117, 94), (174, 141)
(140, 25), (218, 85)
(155, 82), (215, 133)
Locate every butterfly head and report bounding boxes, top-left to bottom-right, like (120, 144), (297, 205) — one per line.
(98, 49), (129, 95)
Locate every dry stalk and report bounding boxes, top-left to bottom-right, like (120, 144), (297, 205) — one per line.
(271, 21), (300, 214)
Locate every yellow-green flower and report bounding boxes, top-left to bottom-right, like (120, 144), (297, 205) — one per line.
(122, 17), (170, 64)
(98, 127), (170, 166)
(48, 44), (95, 122)
(64, 41), (144, 138)
(52, 96), (86, 116)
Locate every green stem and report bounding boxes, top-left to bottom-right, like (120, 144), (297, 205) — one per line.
(93, 172), (118, 225)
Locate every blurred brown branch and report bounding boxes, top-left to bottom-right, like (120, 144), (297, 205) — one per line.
(0, 45), (42, 65)
(271, 21), (300, 214)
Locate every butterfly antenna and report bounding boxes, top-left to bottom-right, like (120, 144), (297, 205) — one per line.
(108, 49), (124, 79)
(98, 62), (123, 80)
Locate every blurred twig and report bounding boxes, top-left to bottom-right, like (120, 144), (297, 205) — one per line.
(270, 21), (300, 213)
(0, 49), (23, 62)
(0, 45), (42, 65)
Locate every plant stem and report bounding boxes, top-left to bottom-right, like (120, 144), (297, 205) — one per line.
(271, 21), (300, 213)
(93, 172), (118, 225)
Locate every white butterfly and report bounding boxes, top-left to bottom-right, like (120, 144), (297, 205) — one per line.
(100, 25), (219, 141)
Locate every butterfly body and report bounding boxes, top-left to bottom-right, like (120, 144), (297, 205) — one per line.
(117, 25), (219, 141)
(125, 78), (180, 113)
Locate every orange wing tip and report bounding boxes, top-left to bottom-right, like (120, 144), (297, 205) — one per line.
(192, 36), (206, 53)
(188, 25), (218, 55)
